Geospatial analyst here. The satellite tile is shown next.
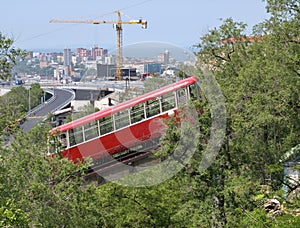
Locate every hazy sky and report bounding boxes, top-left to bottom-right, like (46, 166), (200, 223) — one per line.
(0, 0), (269, 51)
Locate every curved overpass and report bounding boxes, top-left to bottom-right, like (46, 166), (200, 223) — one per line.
(21, 88), (75, 133)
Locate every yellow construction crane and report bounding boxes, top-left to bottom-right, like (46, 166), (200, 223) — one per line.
(50, 10), (147, 80)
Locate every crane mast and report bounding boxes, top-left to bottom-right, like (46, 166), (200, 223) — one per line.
(50, 10), (147, 81)
(116, 10), (122, 81)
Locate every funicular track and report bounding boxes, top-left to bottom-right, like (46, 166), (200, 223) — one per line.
(85, 138), (160, 183)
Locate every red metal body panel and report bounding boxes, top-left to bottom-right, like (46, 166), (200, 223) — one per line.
(61, 113), (171, 163)
(49, 76), (198, 163)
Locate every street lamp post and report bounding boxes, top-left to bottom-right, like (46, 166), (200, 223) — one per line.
(128, 69), (130, 88)
(28, 88), (31, 112)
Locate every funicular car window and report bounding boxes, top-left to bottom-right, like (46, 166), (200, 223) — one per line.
(83, 120), (99, 141)
(161, 92), (176, 112)
(177, 87), (188, 105)
(99, 115), (113, 135)
(146, 98), (161, 118)
(68, 129), (76, 147)
(189, 83), (199, 100)
(114, 109), (130, 130)
(130, 103), (145, 124)
(59, 132), (68, 150)
(69, 126), (84, 146)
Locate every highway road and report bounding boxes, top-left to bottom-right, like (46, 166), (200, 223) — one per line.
(18, 80), (146, 133)
(21, 88), (75, 133)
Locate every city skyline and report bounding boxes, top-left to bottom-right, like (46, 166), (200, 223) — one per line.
(0, 0), (269, 51)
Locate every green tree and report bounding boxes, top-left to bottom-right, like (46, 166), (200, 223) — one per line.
(28, 83), (44, 109)
(192, 0), (300, 225)
(1, 1), (300, 226)
(0, 83), (44, 135)
(0, 32), (26, 81)
(0, 121), (107, 227)
(0, 86), (28, 134)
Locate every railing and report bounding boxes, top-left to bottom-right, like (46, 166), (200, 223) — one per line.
(26, 89), (56, 117)
(49, 88), (75, 113)
(26, 88), (75, 117)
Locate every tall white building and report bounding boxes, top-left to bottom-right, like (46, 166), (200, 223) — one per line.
(157, 50), (170, 64)
(63, 48), (72, 66)
(63, 48), (72, 76)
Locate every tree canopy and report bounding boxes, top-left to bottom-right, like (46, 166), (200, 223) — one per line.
(0, 1), (300, 227)
(0, 33), (26, 81)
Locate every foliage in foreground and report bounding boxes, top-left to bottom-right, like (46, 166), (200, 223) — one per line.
(1, 0), (300, 227)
